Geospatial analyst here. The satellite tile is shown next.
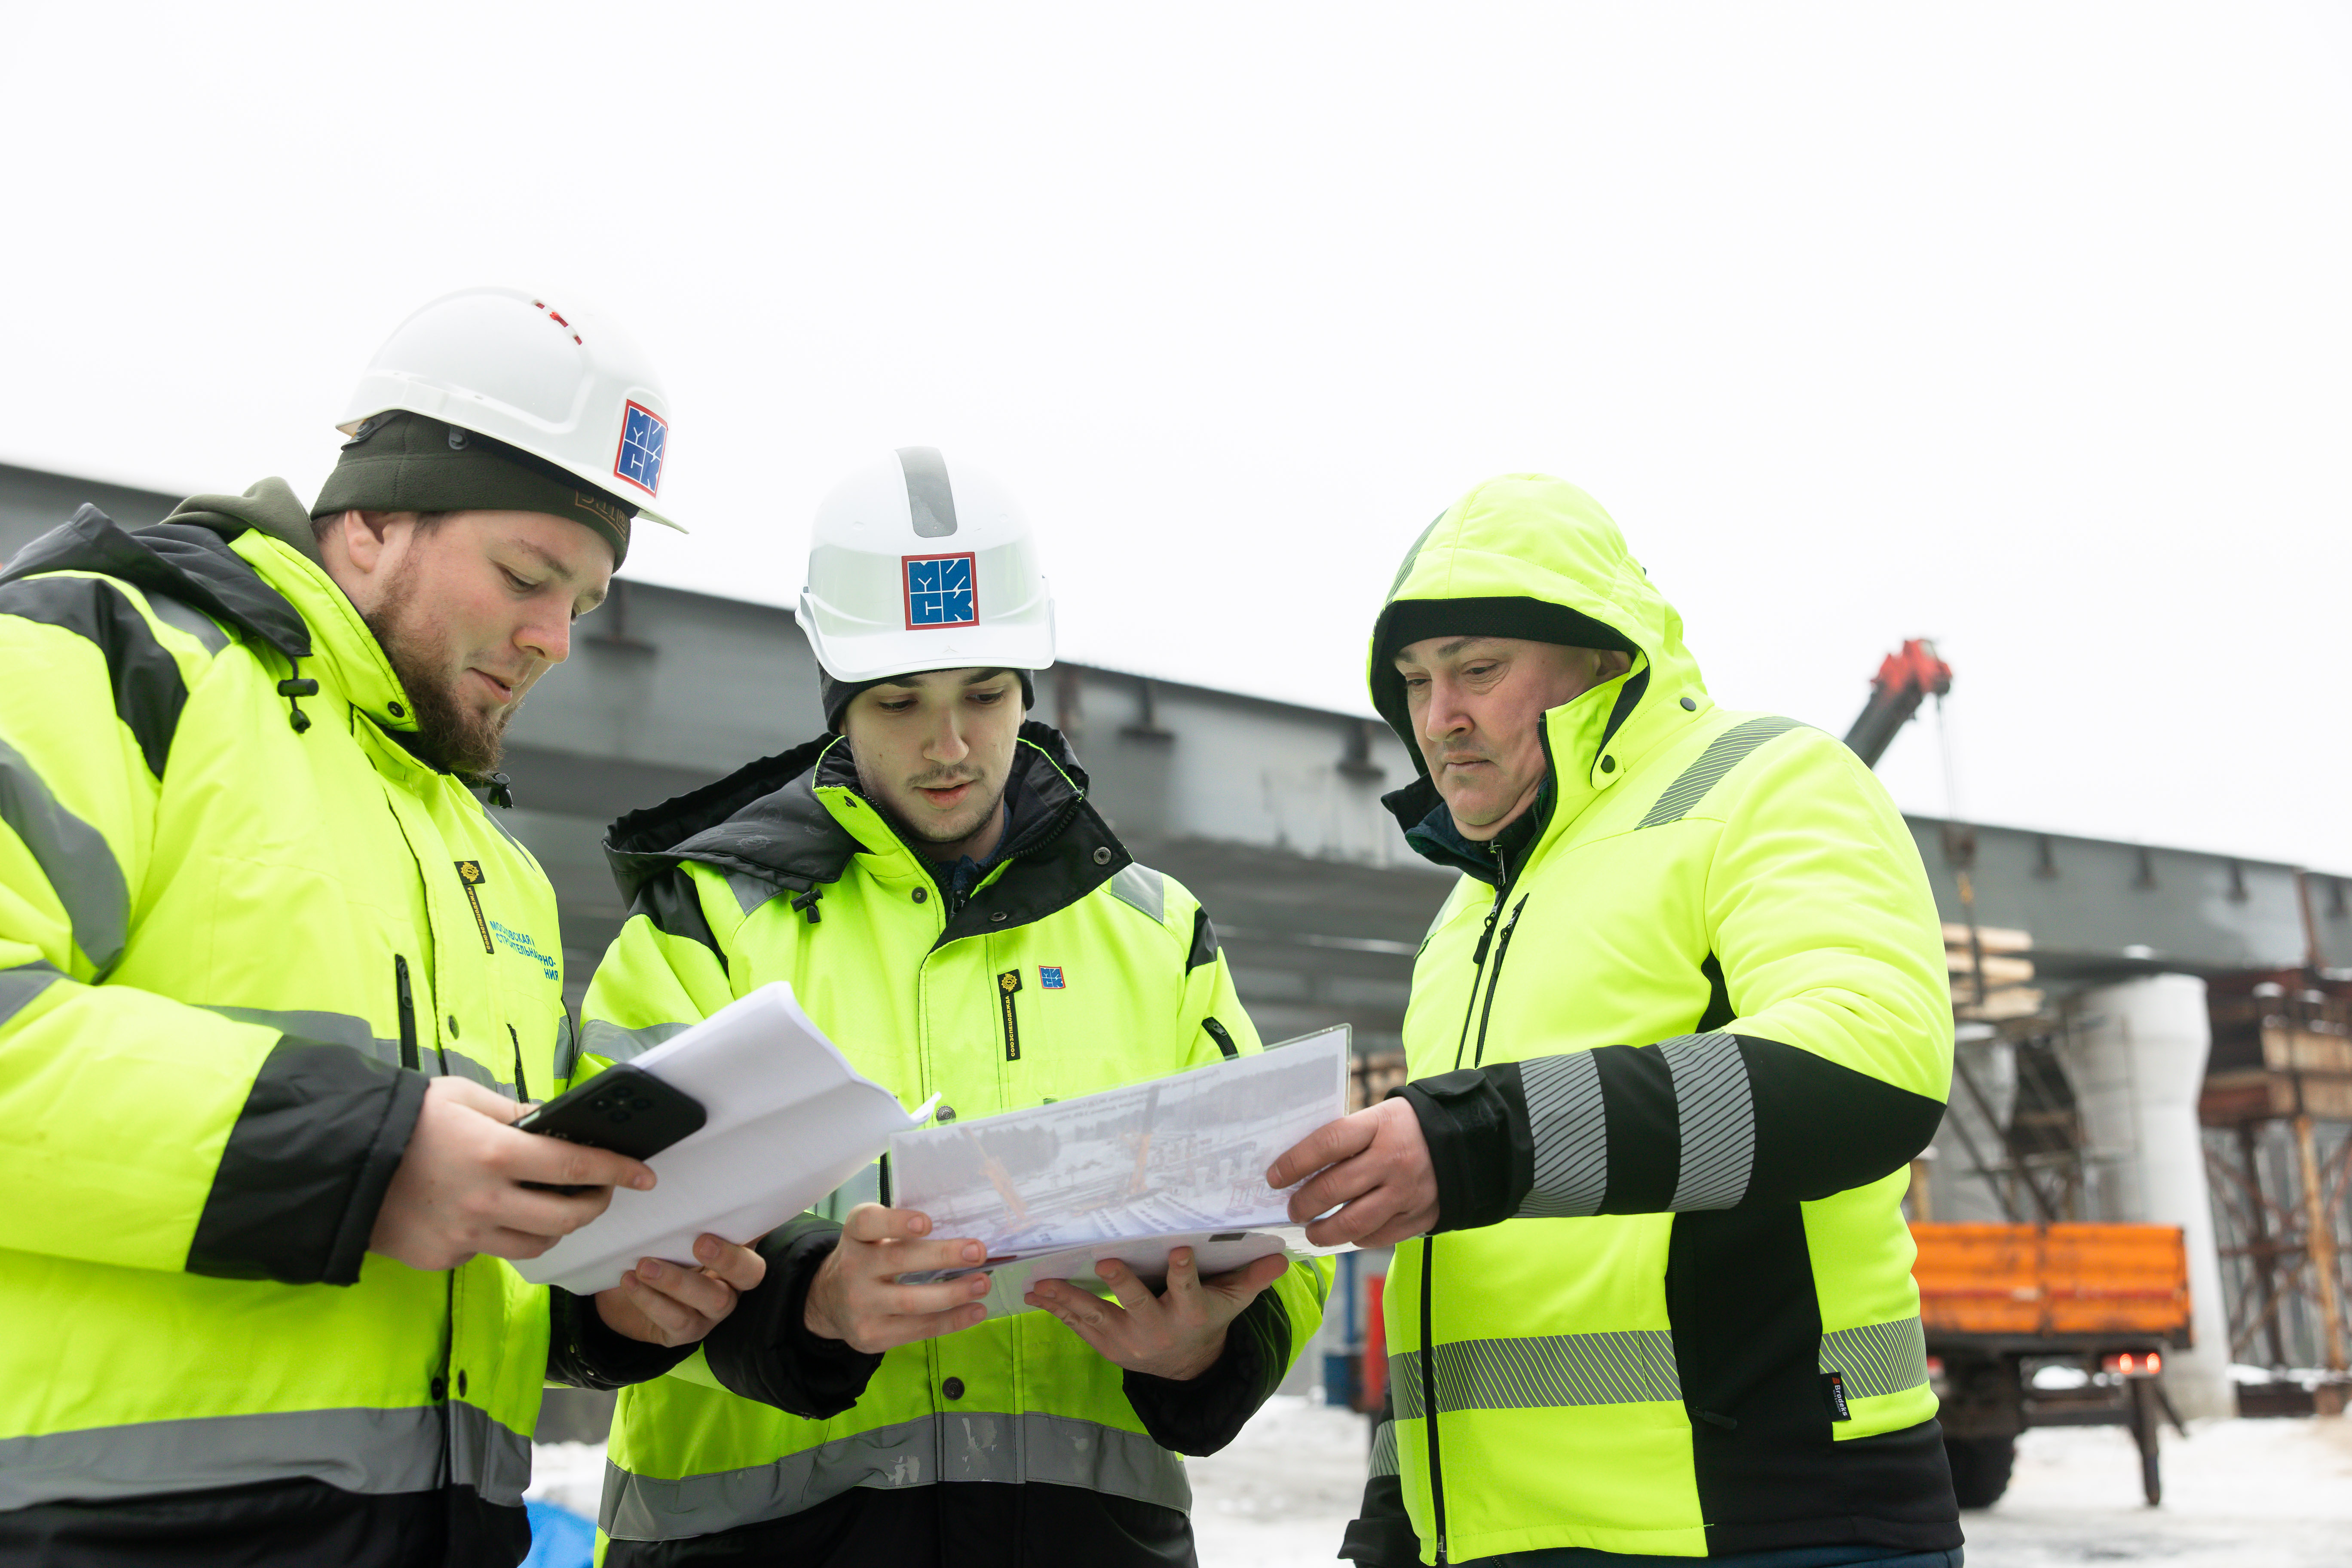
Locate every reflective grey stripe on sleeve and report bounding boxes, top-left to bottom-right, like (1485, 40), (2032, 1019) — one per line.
(1367, 1417), (1400, 1479)
(1516, 1050), (1608, 1218)
(0, 961), (65, 1027)
(1662, 1032), (1755, 1210)
(0, 1406), (443, 1511)
(1390, 1329), (1681, 1420)
(1106, 864), (1165, 925)
(1820, 1317), (1931, 1401)
(1636, 717), (1806, 829)
(579, 1019), (692, 1066)
(448, 1400), (533, 1508)
(0, 735), (129, 973)
(198, 1004), (404, 1067)
(602, 1410), (1189, 1541)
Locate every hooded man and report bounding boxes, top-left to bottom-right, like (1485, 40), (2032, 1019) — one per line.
(568, 448), (1330, 1566)
(1269, 475), (1961, 1566)
(0, 288), (760, 1568)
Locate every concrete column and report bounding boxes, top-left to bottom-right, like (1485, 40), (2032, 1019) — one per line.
(2062, 975), (2235, 1421)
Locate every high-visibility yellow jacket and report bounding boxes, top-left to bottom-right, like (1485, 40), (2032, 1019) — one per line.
(576, 727), (1329, 1560)
(0, 485), (568, 1555)
(1350, 475), (1960, 1563)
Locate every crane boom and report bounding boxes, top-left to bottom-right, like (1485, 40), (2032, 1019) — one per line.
(1842, 638), (1952, 769)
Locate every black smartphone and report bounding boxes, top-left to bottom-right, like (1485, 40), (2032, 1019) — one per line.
(515, 1065), (707, 1189)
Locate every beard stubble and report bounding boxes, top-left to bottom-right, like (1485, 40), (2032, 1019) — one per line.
(364, 568), (512, 778)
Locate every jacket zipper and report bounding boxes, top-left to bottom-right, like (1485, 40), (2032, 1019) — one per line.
(1470, 897), (1529, 1069)
(508, 1022), (527, 1102)
(1202, 1016), (1240, 1060)
(394, 955), (420, 1072)
(1426, 845), (1530, 1561)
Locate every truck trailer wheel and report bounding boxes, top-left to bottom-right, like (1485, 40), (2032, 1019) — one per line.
(1943, 1434), (2016, 1509)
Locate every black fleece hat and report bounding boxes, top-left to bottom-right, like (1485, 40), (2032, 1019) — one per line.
(822, 669), (1037, 733)
(312, 410), (636, 567)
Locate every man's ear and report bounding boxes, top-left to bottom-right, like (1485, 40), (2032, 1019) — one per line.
(1600, 649), (1634, 681)
(346, 510), (409, 575)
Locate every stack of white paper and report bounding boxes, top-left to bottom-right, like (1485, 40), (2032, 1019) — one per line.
(890, 1026), (1354, 1317)
(516, 983), (928, 1295)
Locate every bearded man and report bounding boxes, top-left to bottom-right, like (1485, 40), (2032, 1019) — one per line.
(0, 288), (760, 1568)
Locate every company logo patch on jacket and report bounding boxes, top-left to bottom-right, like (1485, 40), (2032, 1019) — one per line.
(490, 918), (560, 981)
(1040, 965), (1066, 989)
(613, 401), (667, 496)
(454, 861), (493, 953)
(903, 552), (977, 628)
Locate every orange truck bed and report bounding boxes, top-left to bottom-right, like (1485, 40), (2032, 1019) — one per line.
(1911, 1222), (2191, 1340)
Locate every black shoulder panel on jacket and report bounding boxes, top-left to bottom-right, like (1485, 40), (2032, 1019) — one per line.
(1186, 906), (1220, 972)
(630, 866), (726, 968)
(0, 575), (191, 778)
(187, 1038), (427, 1286)
(0, 506), (310, 662)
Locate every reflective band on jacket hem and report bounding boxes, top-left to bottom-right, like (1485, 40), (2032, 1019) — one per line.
(0, 961), (65, 1027)
(1517, 1050), (1606, 1218)
(1820, 1317), (1930, 1401)
(0, 1406), (444, 1511)
(199, 1004), (403, 1067)
(449, 1400), (533, 1508)
(1367, 1418), (1399, 1479)
(0, 735), (129, 973)
(580, 1018), (691, 1067)
(1636, 716), (1805, 829)
(1661, 1032), (1755, 1211)
(1390, 1330), (1682, 1420)
(601, 1411), (1190, 1541)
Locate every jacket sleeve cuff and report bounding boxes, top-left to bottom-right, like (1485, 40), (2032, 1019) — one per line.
(185, 1038), (429, 1286)
(545, 1286), (698, 1390)
(703, 1216), (885, 1418)
(1394, 1065), (1532, 1234)
(1122, 1283), (1291, 1456)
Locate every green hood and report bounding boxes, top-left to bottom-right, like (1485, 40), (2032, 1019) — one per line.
(1368, 474), (1715, 857)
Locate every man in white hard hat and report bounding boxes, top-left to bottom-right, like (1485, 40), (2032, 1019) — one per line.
(0, 288), (759, 1568)
(566, 448), (1332, 1566)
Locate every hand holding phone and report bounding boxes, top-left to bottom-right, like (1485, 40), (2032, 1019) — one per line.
(517, 1065), (707, 1191)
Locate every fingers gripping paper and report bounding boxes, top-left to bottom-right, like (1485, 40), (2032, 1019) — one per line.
(516, 984), (928, 1295)
(890, 1026), (1352, 1317)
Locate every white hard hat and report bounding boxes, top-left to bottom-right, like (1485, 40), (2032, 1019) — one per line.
(797, 448), (1055, 683)
(335, 286), (684, 531)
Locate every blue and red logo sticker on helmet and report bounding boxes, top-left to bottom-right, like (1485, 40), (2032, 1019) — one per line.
(612, 401), (667, 497)
(903, 553), (978, 629)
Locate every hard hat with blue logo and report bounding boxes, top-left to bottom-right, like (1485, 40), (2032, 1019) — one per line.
(331, 286), (684, 540)
(798, 448), (1056, 729)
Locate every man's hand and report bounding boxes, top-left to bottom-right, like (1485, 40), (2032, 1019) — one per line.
(804, 1204), (992, 1354)
(1026, 1248), (1289, 1381)
(595, 1234), (768, 1347)
(1268, 1099), (1439, 1247)
(369, 1078), (655, 1272)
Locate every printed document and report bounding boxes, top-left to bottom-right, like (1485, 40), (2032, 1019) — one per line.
(891, 1026), (1351, 1315)
(516, 983), (929, 1295)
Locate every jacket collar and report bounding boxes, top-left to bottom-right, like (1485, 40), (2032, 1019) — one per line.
(1385, 653), (1715, 885)
(603, 720), (1133, 940)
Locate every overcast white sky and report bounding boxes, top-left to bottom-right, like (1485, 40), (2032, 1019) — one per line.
(4, 5), (2349, 867)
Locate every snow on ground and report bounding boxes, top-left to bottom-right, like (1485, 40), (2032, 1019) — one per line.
(1182, 1396), (2352, 1568)
(526, 1439), (607, 1523)
(534, 1400), (2352, 1566)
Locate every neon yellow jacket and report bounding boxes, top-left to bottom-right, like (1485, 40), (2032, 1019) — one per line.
(1352, 475), (1958, 1563)
(576, 727), (1329, 1552)
(0, 487), (566, 1536)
